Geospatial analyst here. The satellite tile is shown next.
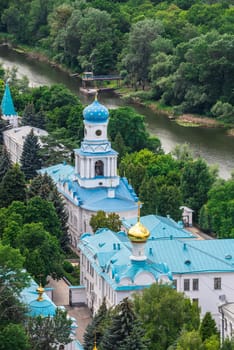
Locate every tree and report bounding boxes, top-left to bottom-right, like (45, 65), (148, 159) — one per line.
(17, 222), (64, 283)
(83, 298), (109, 350)
(21, 103), (37, 126)
(181, 158), (214, 221)
(90, 211), (121, 233)
(100, 298), (138, 350)
(26, 309), (72, 350)
(24, 196), (62, 240)
(200, 178), (234, 238)
(119, 320), (149, 350)
(139, 176), (159, 216)
(0, 244), (29, 326)
(199, 312), (218, 342)
(134, 283), (200, 350)
(203, 335), (220, 350)
(0, 323), (30, 350)
(122, 19), (164, 89)
(0, 146), (12, 182)
(175, 330), (203, 350)
(20, 129), (42, 180)
(28, 174), (69, 250)
(0, 164), (26, 208)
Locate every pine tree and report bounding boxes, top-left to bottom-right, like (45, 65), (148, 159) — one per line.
(200, 312), (218, 342)
(100, 298), (137, 350)
(0, 146), (12, 182)
(21, 103), (37, 126)
(0, 164), (26, 207)
(83, 298), (109, 350)
(28, 173), (69, 250)
(119, 320), (148, 350)
(34, 109), (46, 129)
(112, 132), (128, 164)
(20, 129), (42, 180)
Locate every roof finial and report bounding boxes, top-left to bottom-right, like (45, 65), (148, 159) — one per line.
(93, 332), (98, 350)
(37, 283), (44, 301)
(95, 90), (98, 101)
(137, 200), (143, 222)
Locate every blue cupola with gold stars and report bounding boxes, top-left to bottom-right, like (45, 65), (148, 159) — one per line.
(83, 98), (109, 123)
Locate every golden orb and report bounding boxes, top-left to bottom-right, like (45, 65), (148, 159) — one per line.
(128, 221), (150, 243)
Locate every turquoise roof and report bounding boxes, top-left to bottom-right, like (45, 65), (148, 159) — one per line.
(79, 229), (234, 293)
(123, 214), (194, 240)
(79, 229), (172, 291)
(83, 99), (109, 123)
(39, 164), (138, 212)
(1, 83), (17, 116)
(20, 279), (57, 317)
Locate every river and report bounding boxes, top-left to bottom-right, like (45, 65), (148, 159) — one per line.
(0, 45), (233, 179)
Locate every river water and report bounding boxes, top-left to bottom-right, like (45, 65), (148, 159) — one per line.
(0, 46), (233, 179)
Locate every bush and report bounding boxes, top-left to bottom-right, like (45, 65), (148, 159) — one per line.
(63, 260), (74, 273)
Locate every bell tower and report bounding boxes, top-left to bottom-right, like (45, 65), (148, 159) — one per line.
(75, 95), (119, 189)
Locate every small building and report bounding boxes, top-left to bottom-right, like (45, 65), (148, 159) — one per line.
(3, 125), (48, 163)
(20, 279), (84, 350)
(180, 206), (194, 227)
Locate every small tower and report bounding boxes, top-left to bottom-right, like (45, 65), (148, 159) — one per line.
(75, 93), (119, 190)
(128, 201), (150, 261)
(1, 81), (18, 128)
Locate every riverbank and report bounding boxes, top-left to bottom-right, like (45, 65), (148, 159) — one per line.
(116, 88), (230, 130)
(0, 39), (232, 134)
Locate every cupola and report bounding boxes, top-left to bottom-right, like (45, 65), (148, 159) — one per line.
(83, 95), (109, 123)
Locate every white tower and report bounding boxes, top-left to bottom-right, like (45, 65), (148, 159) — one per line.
(75, 95), (120, 192)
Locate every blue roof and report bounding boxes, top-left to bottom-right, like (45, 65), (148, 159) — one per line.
(79, 229), (172, 291)
(1, 83), (17, 116)
(123, 214), (194, 240)
(79, 229), (234, 293)
(39, 164), (138, 212)
(20, 279), (57, 317)
(83, 99), (109, 123)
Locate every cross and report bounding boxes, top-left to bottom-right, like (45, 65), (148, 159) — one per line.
(137, 200), (143, 222)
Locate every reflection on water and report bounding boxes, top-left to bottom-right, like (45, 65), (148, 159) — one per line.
(0, 46), (233, 179)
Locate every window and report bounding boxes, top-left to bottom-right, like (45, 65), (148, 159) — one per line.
(184, 279), (190, 291)
(214, 277), (221, 290)
(193, 278), (199, 291)
(95, 160), (104, 176)
(95, 129), (102, 136)
(172, 279), (177, 290)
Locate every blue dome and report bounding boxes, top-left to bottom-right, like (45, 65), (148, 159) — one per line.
(83, 99), (109, 123)
(29, 299), (56, 317)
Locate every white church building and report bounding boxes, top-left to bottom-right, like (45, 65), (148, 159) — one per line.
(40, 96), (138, 245)
(78, 214), (234, 328)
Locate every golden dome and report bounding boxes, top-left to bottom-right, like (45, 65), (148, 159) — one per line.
(36, 284), (44, 301)
(128, 221), (150, 243)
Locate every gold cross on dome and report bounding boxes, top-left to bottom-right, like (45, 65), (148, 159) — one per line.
(137, 200), (143, 222)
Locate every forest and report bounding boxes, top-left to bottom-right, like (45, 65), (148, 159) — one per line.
(0, 0), (233, 122)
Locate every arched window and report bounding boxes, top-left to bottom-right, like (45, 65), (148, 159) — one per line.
(95, 160), (104, 176)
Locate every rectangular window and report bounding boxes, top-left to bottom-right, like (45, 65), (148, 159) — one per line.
(193, 278), (199, 291)
(184, 279), (190, 291)
(214, 277), (221, 290)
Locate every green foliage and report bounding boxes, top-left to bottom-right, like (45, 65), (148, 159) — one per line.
(134, 283), (200, 350)
(200, 178), (234, 238)
(0, 164), (26, 208)
(100, 298), (139, 350)
(0, 146), (12, 182)
(181, 158), (214, 221)
(203, 334), (220, 350)
(90, 210), (121, 233)
(200, 312), (218, 342)
(83, 298), (109, 349)
(20, 129), (42, 180)
(109, 107), (162, 153)
(175, 329), (203, 350)
(0, 323), (30, 350)
(26, 309), (72, 350)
